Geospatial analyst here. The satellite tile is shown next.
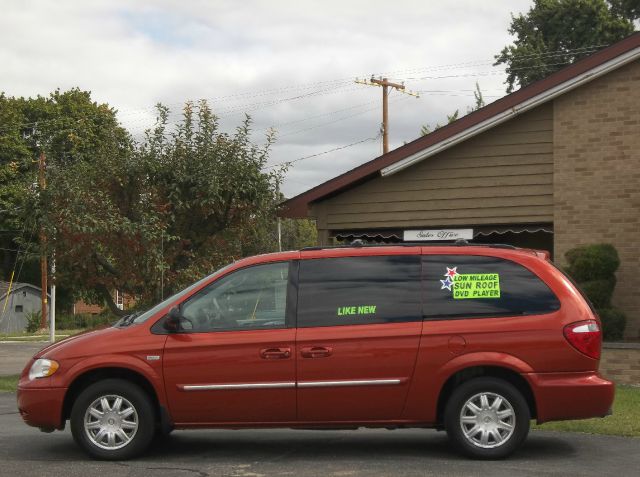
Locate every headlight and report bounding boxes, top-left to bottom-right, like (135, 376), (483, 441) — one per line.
(28, 359), (59, 380)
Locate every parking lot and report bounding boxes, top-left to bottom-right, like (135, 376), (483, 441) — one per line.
(1, 392), (639, 477)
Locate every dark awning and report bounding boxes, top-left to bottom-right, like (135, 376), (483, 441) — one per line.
(334, 224), (553, 242)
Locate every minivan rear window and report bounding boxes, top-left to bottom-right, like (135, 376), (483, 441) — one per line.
(422, 255), (560, 319)
(297, 255), (421, 327)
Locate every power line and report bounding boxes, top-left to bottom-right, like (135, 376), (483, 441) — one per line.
(0, 44), (611, 137)
(264, 135), (381, 170)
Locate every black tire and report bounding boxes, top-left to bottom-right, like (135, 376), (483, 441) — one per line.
(70, 378), (155, 460)
(444, 377), (530, 459)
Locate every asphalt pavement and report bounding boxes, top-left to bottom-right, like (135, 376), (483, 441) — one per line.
(1, 392), (639, 477)
(0, 341), (46, 375)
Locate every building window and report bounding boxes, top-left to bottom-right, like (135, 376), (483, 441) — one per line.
(15, 305), (23, 313)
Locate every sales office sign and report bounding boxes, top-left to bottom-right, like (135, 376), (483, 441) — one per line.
(403, 228), (474, 241)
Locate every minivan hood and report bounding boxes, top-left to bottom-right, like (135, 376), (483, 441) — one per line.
(35, 326), (121, 359)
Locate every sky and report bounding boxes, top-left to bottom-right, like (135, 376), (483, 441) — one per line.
(0, 0), (534, 197)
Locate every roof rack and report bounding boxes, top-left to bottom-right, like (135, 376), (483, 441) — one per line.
(301, 240), (517, 251)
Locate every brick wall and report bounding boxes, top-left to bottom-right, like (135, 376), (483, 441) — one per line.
(600, 343), (640, 385)
(553, 59), (640, 339)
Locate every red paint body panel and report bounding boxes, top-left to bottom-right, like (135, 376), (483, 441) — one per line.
(16, 246), (615, 433)
(164, 329), (296, 424)
(527, 372), (615, 423)
(296, 321), (422, 421)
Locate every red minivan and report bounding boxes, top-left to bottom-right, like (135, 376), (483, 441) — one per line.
(17, 244), (614, 460)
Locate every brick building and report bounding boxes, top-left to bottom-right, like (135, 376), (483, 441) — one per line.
(280, 34), (640, 338)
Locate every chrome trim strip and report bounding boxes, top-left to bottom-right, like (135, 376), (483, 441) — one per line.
(297, 379), (402, 388)
(182, 382), (296, 391)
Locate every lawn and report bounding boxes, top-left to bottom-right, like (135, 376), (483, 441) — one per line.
(0, 330), (84, 342)
(534, 385), (640, 437)
(0, 375), (19, 392)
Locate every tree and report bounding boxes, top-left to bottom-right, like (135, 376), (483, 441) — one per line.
(1, 91), (285, 316)
(495, 0), (637, 93)
(420, 82), (485, 136)
(0, 89), (131, 314)
(46, 101), (284, 315)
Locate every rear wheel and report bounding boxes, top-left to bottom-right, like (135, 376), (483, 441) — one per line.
(70, 379), (155, 460)
(444, 377), (530, 459)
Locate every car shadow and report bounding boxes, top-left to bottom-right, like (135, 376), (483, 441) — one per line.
(137, 428), (577, 463)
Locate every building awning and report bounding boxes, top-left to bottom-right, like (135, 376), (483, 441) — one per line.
(334, 224), (553, 242)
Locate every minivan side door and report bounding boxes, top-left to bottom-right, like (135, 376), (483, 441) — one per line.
(296, 251), (423, 422)
(162, 261), (297, 425)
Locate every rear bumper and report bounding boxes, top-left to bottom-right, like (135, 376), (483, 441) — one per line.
(17, 386), (66, 430)
(526, 371), (615, 424)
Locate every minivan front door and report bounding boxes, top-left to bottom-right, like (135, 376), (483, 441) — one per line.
(295, 252), (423, 423)
(162, 261), (297, 425)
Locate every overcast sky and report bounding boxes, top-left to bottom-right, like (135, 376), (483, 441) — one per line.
(1, 0), (533, 197)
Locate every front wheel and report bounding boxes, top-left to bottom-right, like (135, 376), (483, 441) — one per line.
(70, 379), (155, 460)
(444, 377), (530, 459)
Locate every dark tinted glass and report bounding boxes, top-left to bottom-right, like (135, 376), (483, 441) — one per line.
(422, 255), (560, 319)
(297, 255), (421, 327)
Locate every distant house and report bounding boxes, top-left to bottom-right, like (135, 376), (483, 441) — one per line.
(0, 281), (50, 333)
(73, 290), (134, 316)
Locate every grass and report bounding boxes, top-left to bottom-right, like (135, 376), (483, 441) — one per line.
(0, 329), (85, 342)
(534, 385), (640, 437)
(0, 375), (19, 392)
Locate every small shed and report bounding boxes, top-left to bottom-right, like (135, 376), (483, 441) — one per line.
(0, 281), (50, 334)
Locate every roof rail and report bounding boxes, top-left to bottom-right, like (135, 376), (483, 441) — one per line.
(300, 242), (517, 251)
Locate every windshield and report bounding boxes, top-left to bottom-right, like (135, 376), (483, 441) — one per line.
(131, 262), (235, 324)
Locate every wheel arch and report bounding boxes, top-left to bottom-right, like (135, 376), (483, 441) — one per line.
(62, 367), (162, 424)
(435, 365), (537, 426)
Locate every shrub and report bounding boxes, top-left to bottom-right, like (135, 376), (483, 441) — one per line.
(54, 313), (117, 330)
(25, 311), (42, 333)
(579, 279), (616, 309)
(564, 243), (626, 341)
(565, 244), (620, 282)
(599, 308), (627, 341)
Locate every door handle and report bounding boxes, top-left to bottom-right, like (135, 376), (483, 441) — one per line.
(301, 346), (332, 358)
(260, 348), (291, 359)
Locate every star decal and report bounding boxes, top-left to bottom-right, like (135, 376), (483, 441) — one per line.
(440, 277), (453, 291)
(444, 267), (458, 278)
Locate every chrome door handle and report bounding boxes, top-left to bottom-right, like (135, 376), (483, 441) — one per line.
(301, 346), (332, 358)
(260, 348), (291, 359)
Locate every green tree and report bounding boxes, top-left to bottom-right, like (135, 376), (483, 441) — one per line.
(1, 91), (285, 316)
(495, 0), (637, 93)
(0, 89), (130, 314)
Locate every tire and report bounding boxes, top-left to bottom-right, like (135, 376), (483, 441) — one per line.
(444, 377), (530, 459)
(70, 378), (155, 460)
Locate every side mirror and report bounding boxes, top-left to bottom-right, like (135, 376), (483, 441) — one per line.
(164, 306), (183, 332)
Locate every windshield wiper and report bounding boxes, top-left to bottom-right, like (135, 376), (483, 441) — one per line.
(116, 312), (141, 327)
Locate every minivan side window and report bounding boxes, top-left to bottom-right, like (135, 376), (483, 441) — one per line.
(297, 255), (421, 328)
(180, 261), (289, 332)
(422, 255), (560, 319)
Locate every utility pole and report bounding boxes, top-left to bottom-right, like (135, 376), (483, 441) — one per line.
(49, 256), (55, 343)
(38, 151), (48, 330)
(355, 77), (419, 154)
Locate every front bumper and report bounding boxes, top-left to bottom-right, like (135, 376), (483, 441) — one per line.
(527, 371), (615, 424)
(17, 386), (66, 430)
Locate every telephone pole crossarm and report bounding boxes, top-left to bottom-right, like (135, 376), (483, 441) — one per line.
(355, 76), (419, 154)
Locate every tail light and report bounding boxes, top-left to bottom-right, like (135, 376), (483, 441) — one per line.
(563, 320), (602, 359)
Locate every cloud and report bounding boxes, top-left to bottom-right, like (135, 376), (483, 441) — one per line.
(1, 0), (533, 196)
